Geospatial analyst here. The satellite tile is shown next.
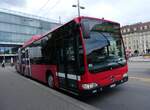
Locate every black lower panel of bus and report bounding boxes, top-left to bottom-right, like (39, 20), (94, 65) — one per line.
(67, 79), (78, 92)
(58, 77), (79, 93)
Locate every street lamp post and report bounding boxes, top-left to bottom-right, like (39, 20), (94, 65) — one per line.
(59, 16), (61, 24)
(72, 0), (85, 17)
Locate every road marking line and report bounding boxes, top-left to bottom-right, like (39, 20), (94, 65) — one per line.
(130, 76), (150, 83)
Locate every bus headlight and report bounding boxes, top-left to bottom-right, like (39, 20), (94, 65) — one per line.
(123, 73), (128, 78)
(82, 83), (98, 90)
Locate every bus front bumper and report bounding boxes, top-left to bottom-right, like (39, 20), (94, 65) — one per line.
(80, 76), (128, 96)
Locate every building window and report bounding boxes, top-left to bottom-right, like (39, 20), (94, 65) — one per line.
(121, 30), (123, 33)
(144, 25), (147, 29)
(123, 29), (126, 33)
(140, 26), (143, 30)
(133, 27), (137, 31)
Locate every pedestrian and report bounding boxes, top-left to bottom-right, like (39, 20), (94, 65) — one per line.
(2, 60), (5, 68)
(10, 57), (14, 66)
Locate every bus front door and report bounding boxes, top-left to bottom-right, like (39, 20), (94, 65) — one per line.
(56, 37), (79, 93)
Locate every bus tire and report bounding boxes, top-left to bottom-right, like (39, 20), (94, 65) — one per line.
(47, 74), (54, 88)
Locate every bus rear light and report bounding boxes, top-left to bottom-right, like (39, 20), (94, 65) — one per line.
(82, 83), (98, 90)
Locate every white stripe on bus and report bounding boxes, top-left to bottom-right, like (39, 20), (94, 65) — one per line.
(57, 72), (65, 78)
(57, 72), (81, 81)
(67, 74), (77, 80)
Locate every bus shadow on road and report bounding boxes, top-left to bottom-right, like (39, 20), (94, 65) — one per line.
(77, 86), (126, 103)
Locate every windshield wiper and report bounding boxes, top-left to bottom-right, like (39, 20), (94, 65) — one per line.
(114, 59), (126, 66)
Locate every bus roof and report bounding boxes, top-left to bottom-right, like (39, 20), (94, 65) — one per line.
(40, 16), (120, 38)
(22, 35), (41, 48)
(73, 16), (120, 25)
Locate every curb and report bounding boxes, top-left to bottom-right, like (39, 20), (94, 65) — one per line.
(128, 60), (150, 62)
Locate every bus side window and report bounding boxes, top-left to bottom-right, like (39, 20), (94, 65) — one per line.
(29, 40), (43, 64)
(41, 34), (56, 64)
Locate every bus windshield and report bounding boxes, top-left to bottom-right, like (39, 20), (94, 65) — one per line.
(81, 18), (126, 73)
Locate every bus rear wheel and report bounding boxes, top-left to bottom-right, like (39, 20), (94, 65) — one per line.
(47, 74), (54, 88)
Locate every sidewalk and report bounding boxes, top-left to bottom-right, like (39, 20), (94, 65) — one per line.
(0, 66), (99, 110)
(128, 56), (150, 62)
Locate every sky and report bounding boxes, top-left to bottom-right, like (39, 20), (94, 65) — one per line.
(0, 0), (150, 25)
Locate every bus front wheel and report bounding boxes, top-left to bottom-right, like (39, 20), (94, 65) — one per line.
(47, 74), (54, 88)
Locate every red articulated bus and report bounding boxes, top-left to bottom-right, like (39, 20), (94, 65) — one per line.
(16, 16), (128, 95)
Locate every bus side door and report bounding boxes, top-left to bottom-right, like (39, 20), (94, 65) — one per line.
(56, 37), (79, 92)
(24, 48), (31, 76)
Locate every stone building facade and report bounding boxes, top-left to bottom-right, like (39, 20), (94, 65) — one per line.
(121, 22), (150, 55)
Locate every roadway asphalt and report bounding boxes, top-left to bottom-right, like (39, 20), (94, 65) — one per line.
(0, 66), (98, 110)
(79, 62), (150, 110)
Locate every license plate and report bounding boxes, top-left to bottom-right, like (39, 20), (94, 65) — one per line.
(110, 84), (116, 88)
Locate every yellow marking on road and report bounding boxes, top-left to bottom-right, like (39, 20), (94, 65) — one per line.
(130, 76), (150, 83)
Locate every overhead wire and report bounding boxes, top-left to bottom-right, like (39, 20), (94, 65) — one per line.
(42, 0), (61, 16)
(37, 0), (51, 12)
(34, 0), (60, 22)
